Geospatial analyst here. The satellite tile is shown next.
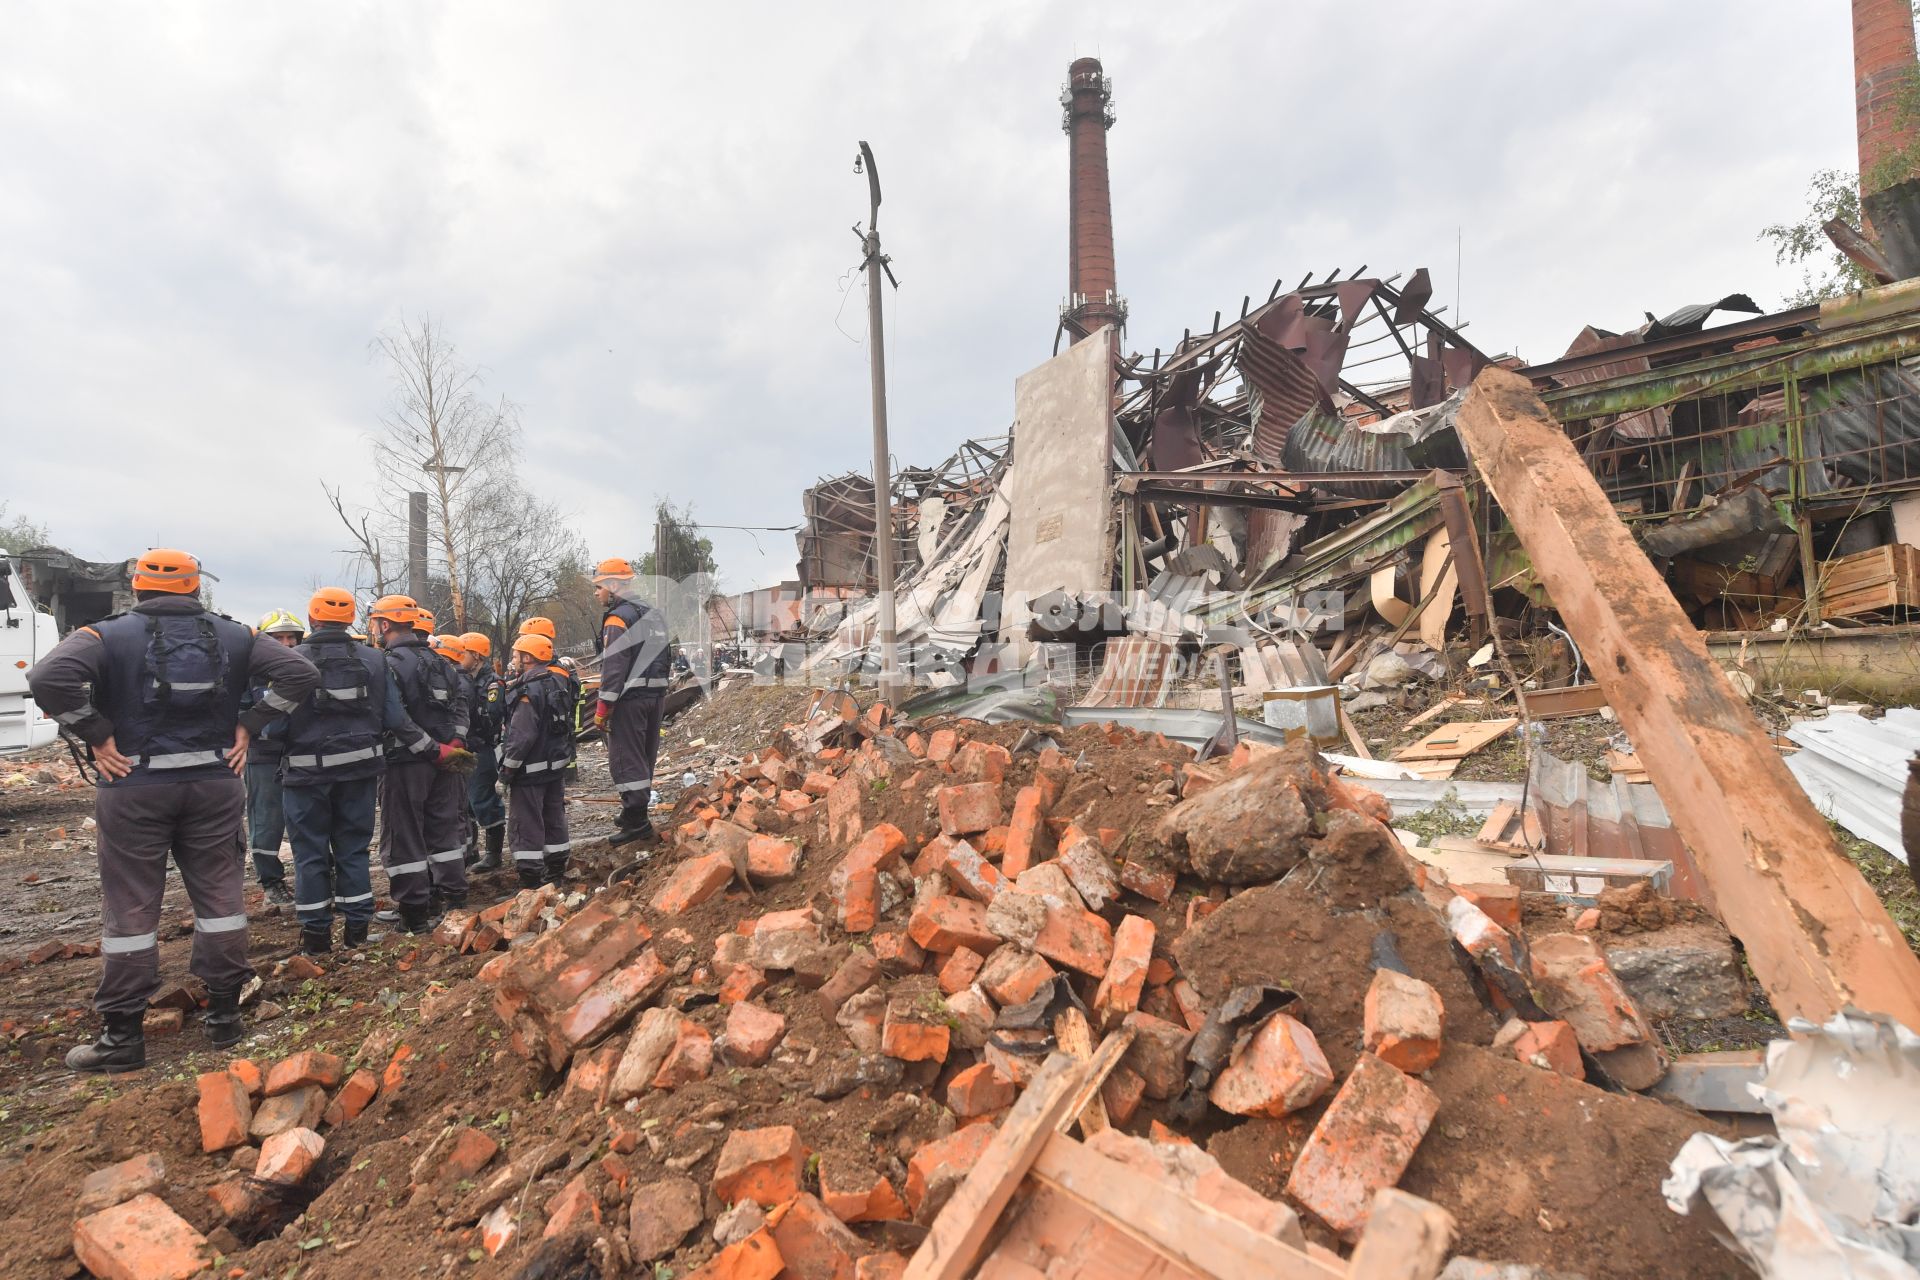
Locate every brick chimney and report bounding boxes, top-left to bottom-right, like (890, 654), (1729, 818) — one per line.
(1062, 57), (1125, 346)
(1855, 0), (1919, 196)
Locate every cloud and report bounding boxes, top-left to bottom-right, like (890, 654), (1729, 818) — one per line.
(0, 1), (1858, 624)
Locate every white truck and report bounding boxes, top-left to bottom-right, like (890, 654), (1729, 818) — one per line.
(0, 556), (60, 755)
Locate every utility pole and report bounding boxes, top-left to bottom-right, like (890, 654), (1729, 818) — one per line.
(421, 457), (467, 628)
(855, 140), (904, 702)
(407, 491), (429, 604)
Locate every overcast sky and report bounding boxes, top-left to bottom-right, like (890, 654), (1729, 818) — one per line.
(0, 2), (1863, 625)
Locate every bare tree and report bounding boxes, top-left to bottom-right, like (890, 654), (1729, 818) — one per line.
(461, 481), (588, 651)
(369, 315), (518, 630)
(322, 482), (396, 595)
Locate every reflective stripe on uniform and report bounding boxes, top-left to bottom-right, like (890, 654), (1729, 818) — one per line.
(101, 932), (157, 954)
(148, 749), (224, 769)
(285, 745), (380, 769)
(430, 689), (450, 701)
(386, 860), (428, 876)
(524, 760), (554, 774)
(167, 681), (218, 692)
(500, 756), (523, 770)
(335, 891), (374, 905)
(513, 851), (546, 863)
(544, 842), (572, 854)
(250, 844), (283, 855)
(195, 914), (248, 934)
(261, 688), (300, 712)
(295, 898), (334, 912)
(55, 704), (97, 725)
(321, 686), (366, 700)
(614, 778), (652, 793)
(428, 848), (465, 863)
(408, 734), (433, 753)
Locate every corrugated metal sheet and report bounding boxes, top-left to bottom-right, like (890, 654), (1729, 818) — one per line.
(1785, 708), (1920, 860)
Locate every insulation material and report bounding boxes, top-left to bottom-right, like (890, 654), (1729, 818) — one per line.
(1785, 708), (1920, 862)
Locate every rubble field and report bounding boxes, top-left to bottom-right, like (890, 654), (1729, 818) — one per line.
(0, 680), (1784, 1279)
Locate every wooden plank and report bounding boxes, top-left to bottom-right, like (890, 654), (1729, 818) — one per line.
(1055, 1023), (1137, 1136)
(1403, 695), (1474, 730)
(905, 1054), (1089, 1280)
(1521, 683), (1610, 719)
(1027, 1134), (1347, 1280)
(1338, 702), (1374, 760)
(1391, 718), (1517, 763)
(1051, 1008), (1109, 1136)
(1453, 367), (1920, 1028)
(1347, 1189), (1456, 1280)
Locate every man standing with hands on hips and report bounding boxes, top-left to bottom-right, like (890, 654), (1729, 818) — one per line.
(26, 549), (319, 1071)
(591, 558), (671, 845)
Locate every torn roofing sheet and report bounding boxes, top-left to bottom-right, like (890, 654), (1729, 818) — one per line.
(1785, 708), (1920, 861)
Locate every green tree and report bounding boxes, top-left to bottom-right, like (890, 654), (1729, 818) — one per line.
(0, 503), (50, 553)
(635, 500), (718, 582)
(1759, 170), (1875, 306)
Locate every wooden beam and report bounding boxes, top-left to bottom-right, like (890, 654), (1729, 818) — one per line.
(1453, 367), (1920, 1028)
(904, 1054), (1087, 1280)
(1027, 1134), (1345, 1280)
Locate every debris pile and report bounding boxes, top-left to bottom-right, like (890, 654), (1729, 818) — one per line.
(26, 693), (1801, 1279)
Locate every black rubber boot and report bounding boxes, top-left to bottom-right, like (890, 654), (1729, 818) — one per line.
(609, 816), (657, 848)
(517, 866), (546, 891)
(204, 989), (245, 1049)
(463, 819), (479, 866)
(401, 903), (441, 935)
(475, 826), (505, 872)
(343, 919), (370, 949)
(442, 892), (467, 911)
(544, 856), (569, 889)
(300, 925), (332, 956)
(66, 1012), (145, 1074)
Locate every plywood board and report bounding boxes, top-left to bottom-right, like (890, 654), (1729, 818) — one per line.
(1391, 718), (1518, 763)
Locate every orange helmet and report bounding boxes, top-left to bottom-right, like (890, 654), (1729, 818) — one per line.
(459, 631), (492, 658)
(413, 607), (436, 633)
(513, 633), (554, 663)
(131, 548), (202, 595)
(593, 557), (635, 586)
(367, 594), (418, 626)
(519, 616), (556, 639)
(308, 587), (356, 625)
(430, 633), (468, 661)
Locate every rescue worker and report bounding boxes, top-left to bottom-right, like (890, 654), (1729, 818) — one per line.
(281, 589), (433, 955)
(592, 558), (671, 844)
(459, 631), (508, 870)
(423, 629), (474, 903)
(365, 596), (471, 933)
(500, 633), (573, 887)
(517, 615), (581, 763)
(243, 609), (306, 905)
(26, 549), (319, 1071)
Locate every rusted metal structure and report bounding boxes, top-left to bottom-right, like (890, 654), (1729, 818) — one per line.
(1059, 57), (1124, 356)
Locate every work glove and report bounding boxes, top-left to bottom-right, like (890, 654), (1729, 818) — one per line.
(450, 737), (466, 751)
(434, 743), (478, 775)
(593, 702), (611, 732)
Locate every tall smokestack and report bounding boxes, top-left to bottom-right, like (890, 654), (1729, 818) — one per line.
(1854, 0), (1919, 198)
(1062, 57), (1124, 347)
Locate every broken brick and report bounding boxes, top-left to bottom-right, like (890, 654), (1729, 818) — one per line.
(882, 997), (951, 1063)
(1285, 1053), (1441, 1239)
(977, 948), (1053, 1011)
(869, 926), (925, 975)
(1032, 899), (1114, 978)
(542, 1173), (601, 1238)
(76, 1153), (167, 1216)
(1102, 1065), (1147, 1125)
(819, 1159), (908, 1224)
(255, 1127), (324, 1186)
(653, 851), (738, 915)
(264, 1049), (344, 1097)
(945, 1061), (1016, 1118)
(817, 949), (881, 1012)
(1092, 914), (1154, 1028)
(226, 1058), (263, 1097)
(767, 1192), (863, 1280)
(907, 894), (999, 955)
(196, 1069), (252, 1152)
(687, 1226), (784, 1280)
(713, 1125), (808, 1207)
(829, 823), (907, 933)
(480, 1203), (518, 1257)
(941, 839), (1004, 902)
(723, 1001), (787, 1067)
(856, 1253), (910, 1280)
(1123, 1011), (1194, 1100)
(142, 1008), (182, 1037)
(936, 946), (985, 996)
(1454, 882), (1522, 933)
(747, 907), (828, 971)
(1363, 968), (1446, 1074)
(608, 1007), (683, 1103)
(1003, 785), (1050, 878)
(1529, 932), (1654, 1052)
(935, 781), (1003, 836)
(926, 728), (959, 762)
(746, 834), (802, 881)
(653, 1018), (714, 1089)
(1209, 1013), (1335, 1117)
(906, 1122), (997, 1221)
(1119, 859), (1176, 903)
(1511, 1019), (1585, 1079)
(72, 1194), (208, 1280)
(719, 963), (769, 1004)
(1057, 833), (1119, 911)
(629, 1174), (704, 1261)
(945, 986), (996, 1050)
